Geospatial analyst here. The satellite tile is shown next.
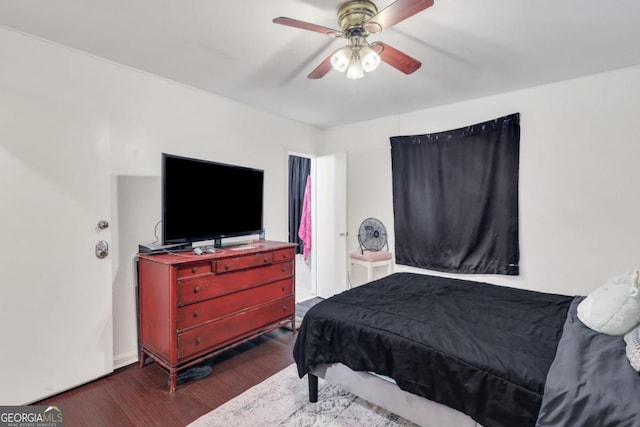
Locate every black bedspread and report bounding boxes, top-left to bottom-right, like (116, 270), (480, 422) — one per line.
(293, 273), (573, 427)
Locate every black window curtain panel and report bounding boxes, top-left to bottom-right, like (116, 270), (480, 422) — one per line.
(390, 113), (520, 275)
(288, 155), (311, 255)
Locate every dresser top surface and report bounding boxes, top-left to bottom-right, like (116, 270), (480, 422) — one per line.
(137, 240), (297, 265)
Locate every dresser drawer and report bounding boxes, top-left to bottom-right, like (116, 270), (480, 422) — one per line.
(177, 278), (293, 330)
(215, 253), (273, 273)
(273, 248), (295, 263)
(176, 261), (214, 278)
(177, 261), (293, 305)
(177, 296), (295, 360)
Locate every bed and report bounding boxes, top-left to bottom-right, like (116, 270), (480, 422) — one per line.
(293, 272), (640, 427)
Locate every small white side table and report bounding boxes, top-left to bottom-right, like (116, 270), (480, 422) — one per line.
(349, 250), (393, 288)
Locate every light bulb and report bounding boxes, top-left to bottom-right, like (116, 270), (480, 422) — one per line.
(330, 47), (351, 72)
(359, 45), (381, 72)
(346, 54), (365, 80)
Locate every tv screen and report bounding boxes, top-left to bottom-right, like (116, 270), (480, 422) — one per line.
(162, 153), (264, 245)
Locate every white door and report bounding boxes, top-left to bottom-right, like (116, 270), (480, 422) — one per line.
(315, 152), (348, 298)
(0, 88), (113, 404)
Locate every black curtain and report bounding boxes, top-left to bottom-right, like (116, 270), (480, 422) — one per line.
(288, 155), (311, 254)
(390, 113), (520, 275)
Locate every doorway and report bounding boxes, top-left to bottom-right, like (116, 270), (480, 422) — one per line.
(288, 153), (315, 302)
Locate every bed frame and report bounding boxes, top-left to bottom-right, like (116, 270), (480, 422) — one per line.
(308, 363), (481, 427)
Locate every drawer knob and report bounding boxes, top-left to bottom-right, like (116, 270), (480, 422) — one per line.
(281, 285), (286, 291)
(281, 267), (286, 272)
(263, 257), (269, 263)
(282, 253), (287, 258)
(192, 267), (198, 273)
(282, 305), (287, 312)
(195, 336), (201, 345)
(194, 286), (200, 293)
(225, 264), (230, 270)
(193, 310), (199, 318)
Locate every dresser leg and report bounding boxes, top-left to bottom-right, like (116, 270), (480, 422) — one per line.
(169, 370), (177, 393)
(291, 316), (297, 334)
(139, 349), (146, 368)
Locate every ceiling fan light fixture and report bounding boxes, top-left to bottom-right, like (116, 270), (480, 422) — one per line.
(274, 0), (433, 79)
(359, 45), (381, 72)
(346, 54), (365, 80)
(330, 47), (352, 72)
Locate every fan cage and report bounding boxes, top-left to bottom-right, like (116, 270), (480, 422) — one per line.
(357, 217), (389, 254)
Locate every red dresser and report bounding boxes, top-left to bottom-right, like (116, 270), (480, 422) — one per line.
(137, 241), (296, 391)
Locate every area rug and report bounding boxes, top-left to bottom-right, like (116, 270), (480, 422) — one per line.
(188, 364), (418, 427)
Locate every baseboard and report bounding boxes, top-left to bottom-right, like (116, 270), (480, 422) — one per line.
(113, 350), (139, 370)
(296, 288), (316, 302)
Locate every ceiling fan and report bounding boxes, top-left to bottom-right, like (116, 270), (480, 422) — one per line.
(273, 0), (434, 80)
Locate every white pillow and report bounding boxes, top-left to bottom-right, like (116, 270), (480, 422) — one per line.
(624, 324), (640, 372)
(577, 270), (640, 336)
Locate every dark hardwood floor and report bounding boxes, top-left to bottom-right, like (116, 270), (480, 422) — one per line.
(35, 328), (297, 426)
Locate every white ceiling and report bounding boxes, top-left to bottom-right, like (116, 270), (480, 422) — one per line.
(1, 0), (640, 129)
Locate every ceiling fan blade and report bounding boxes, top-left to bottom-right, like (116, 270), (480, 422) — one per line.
(364, 0), (434, 33)
(307, 53), (334, 79)
(273, 17), (343, 37)
(372, 42), (422, 74)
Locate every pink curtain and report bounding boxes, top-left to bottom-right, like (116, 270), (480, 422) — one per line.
(297, 175), (312, 262)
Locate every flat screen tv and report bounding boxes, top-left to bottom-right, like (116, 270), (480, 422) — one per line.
(162, 153), (264, 246)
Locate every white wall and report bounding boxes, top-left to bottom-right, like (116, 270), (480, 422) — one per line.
(0, 26), (322, 369)
(323, 65), (640, 296)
